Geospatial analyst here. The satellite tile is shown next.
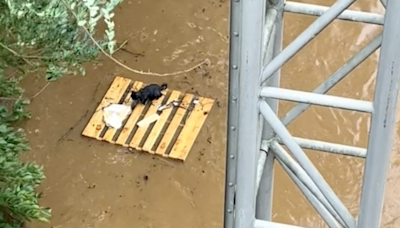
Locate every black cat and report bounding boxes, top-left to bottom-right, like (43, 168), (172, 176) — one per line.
(131, 83), (168, 105)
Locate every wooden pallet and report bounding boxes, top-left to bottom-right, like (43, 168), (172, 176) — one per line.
(82, 76), (214, 161)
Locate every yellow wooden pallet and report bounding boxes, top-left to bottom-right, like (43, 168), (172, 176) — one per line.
(82, 76), (214, 161)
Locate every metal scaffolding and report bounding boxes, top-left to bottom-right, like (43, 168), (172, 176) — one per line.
(224, 0), (400, 227)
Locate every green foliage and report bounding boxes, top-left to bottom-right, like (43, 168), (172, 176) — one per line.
(0, 0), (123, 227)
(1, 0), (122, 81)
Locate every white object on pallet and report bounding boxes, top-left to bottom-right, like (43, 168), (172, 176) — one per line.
(103, 104), (132, 129)
(137, 113), (160, 128)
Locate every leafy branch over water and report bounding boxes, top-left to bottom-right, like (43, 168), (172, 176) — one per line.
(0, 0), (122, 227)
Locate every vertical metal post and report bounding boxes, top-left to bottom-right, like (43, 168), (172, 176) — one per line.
(357, 1), (400, 227)
(226, 0), (399, 227)
(256, 0), (283, 221)
(224, 0), (241, 227)
(232, 0), (266, 227)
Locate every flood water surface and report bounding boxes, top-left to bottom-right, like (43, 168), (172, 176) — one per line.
(22, 0), (400, 228)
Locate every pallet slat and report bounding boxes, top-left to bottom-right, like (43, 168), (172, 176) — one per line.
(82, 76), (131, 139)
(129, 90), (168, 150)
(115, 82), (145, 146)
(169, 97), (214, 160)
(155, 93), (194, 156)
(142, 90), (182, 153)
(82, 77), (214, 161)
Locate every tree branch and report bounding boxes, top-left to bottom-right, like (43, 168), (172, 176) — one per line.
(0, 42), (49, 60)
(60, 0), (209, 77)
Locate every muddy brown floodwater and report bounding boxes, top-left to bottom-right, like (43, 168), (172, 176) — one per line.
(20, 0), (400, 228)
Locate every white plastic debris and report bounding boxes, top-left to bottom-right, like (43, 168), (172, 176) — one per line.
(157, 99), (180, 112)
(137, 113), (160, 128)
(157, 104), (169, 112)
(102, 104), (132, 129)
